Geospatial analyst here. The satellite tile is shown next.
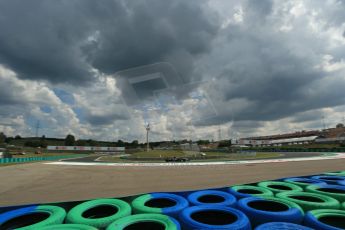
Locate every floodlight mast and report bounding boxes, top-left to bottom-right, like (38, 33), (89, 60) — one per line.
(146, 123), (150, 152)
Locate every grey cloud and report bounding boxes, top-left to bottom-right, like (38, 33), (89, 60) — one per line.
(0, 0), (219, 85)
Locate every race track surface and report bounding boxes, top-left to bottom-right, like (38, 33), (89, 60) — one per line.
(0, 153), (345, 206)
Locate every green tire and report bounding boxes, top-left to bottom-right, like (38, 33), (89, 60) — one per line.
(38, 224), (97, 230)
(324, 171), (345, 176)
(229, 185), (274, 198)
(257, 181), (303, 194)
(66, 199), (131, 229)
(306, 184), (345, 203)
(106, 213), (180, 230)
(276, 191), (340, 212)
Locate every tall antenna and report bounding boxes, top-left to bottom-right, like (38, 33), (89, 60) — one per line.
(218, 125), (222, 141)
(145, 123), (150, 152)
(322, 116), (326, 130)
(35, 120), (40, 137)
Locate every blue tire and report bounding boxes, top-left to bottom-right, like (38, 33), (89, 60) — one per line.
(304, 209), (345, 230)
(179, 205), (251, 230)
(255, 222), (313, 230)
(228, 185), (274, 199)
(0, 205), (66, 230)
(311, 176), (345, 185)
(236, 196), (304, 227)
(338, 180), (345, 186)
(131, 193), (189, 219)
(187, 190), (236, 207)
(284, 177), (327, 190)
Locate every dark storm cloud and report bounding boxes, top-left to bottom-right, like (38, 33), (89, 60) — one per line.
(0, 0), (219, 84)
(85, 113), (128, 126)
(193, 0), (345, 128)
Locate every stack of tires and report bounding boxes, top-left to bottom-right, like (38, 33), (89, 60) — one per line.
(1, 172), (345, 229)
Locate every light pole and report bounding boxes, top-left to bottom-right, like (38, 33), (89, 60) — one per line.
(146, 123), (150, 152)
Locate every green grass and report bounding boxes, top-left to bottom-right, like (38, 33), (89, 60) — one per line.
(130, 150), (187, 158)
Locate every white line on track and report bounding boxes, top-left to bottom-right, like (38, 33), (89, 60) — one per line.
(45, 153), (345, 167)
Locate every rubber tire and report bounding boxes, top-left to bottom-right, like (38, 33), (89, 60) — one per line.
(258, 181), (303, 194)
(284, 177), (327, 190)
(236, 196), (304, 227)
(187, 190), (236, 207)
(0, 205), (66, 230)
(324, 171), (345, 176)
(255, 222), (313, 230)
(66, 198), (131, 229)
(306, 184), (345, 202)
(304, 209), (345, 230)
(131, 193), (188, 218)
(311, 176), (345, 185)
(106, 213), (180, 230)
(338, 180), (345, 186)
(38, 224), (97, 230)
(179, 205), (251, 230)
(228, 185), (274, 199)
(276, 191), (340, 212)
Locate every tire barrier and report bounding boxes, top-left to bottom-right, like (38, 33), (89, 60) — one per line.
(187, 190), (236, 207)
(255, 222), (313, 230)
(305, 184), (345, 202)
(38, 224), (97, 230)
(236, 196), (304, 227)
(131, 193), (188, 218)
(66, 198), (131, 229)
(342, 202), (345, 210)
(311, 176), (345, 186)
(276, 191), (340, 212)
(304, 209), (345, 230)
(106, 213), (180, 230)
(0, 205), (66, 230)
(228, 185), (274, 199)
(258, 181), (303, 194)
(179, 205), (251, 230)
(284, 177), (327, 190)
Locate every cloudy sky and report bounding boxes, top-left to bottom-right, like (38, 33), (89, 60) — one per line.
(1, 0), (345, 142)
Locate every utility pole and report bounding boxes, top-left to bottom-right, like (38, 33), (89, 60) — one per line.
(218, 125), (222, 141)
(35, 120), (40, 137)
(145, 123), (150, 152)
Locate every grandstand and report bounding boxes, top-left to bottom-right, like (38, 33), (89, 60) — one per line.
(236, 123), (345, 147)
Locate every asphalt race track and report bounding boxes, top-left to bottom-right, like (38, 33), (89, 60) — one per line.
(61, 152), (324, 163)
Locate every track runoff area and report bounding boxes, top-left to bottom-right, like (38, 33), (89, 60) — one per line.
(46, 152), (345, 167)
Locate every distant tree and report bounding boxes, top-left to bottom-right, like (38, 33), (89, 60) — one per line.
(87, 139), (97, 146)
(0, 132), (6, 144)
(14, 135), (22, 140)
(24, 140), (41, 148)
(117, 139), (124, 147)
(65, 134), (75, 146)
(75, 139), (87, 146)
(131, 140), (139, 148)
(5, 136), (14, 144)
(40, 135), (47, 148)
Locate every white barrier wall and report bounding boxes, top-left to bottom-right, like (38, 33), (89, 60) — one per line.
(47, 146), (125, 151)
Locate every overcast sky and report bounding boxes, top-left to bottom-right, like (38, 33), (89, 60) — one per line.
(1, 0), (345, 142)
